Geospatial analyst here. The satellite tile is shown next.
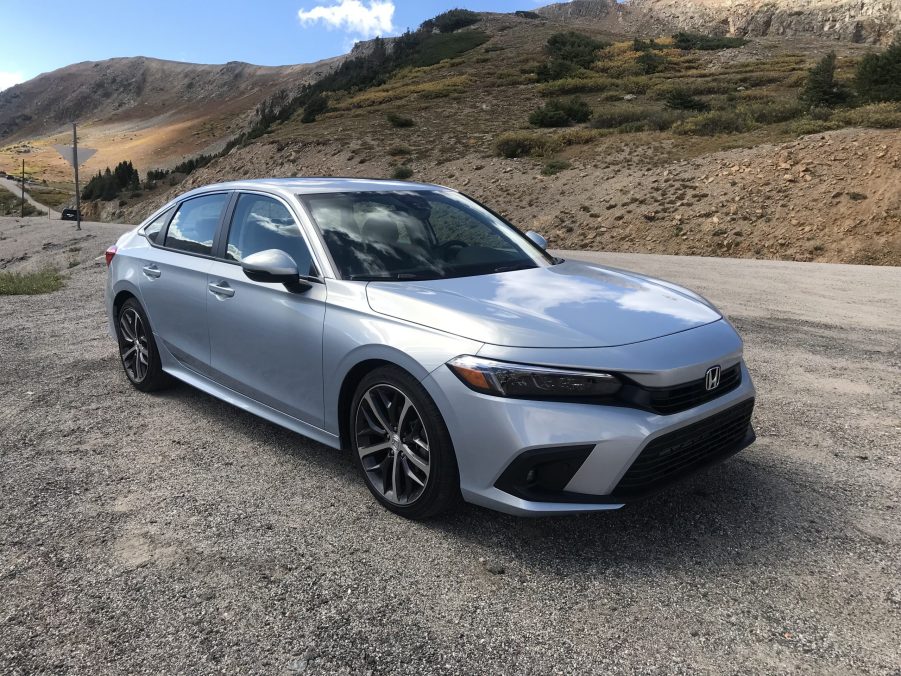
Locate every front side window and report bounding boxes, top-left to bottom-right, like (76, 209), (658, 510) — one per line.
(144, 206), (174, 243)
(164, 193), (229, 256)
(225, 194), (316, 275)
(299, 190), (552, 281)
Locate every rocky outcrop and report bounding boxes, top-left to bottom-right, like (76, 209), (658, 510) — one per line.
(537, 0), (900, 44)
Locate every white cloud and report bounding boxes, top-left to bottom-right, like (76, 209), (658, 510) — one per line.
(298, 0), (394, 39)
(0, 71), (24, 92)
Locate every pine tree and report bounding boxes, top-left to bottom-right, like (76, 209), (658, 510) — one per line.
(801, 52), (848, 107)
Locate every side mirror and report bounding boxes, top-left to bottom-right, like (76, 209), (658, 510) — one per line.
(241, 249), (311, 291)
(526, 230), (548, 251)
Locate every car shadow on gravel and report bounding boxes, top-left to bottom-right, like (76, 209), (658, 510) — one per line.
(156, 383), (832, 571)
(427, 455), (840, 572)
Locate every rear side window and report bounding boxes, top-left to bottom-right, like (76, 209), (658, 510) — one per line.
(143, 207), (174, 243)
(164, 194), (229, 256)
(225, 194), (316, 275)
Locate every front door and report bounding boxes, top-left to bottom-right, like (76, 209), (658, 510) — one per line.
(206, 192), (327, 428)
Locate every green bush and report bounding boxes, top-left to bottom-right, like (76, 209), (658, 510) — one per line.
(386, 112), (415, 128)
(409, 30), (489, 67)
(391, 165), (414, 180)
(742, 100), (805, 124)
(387, 145), (411, 156)
(546, 32), (608, 68)
(834, 102), (901, 128)
(514, 10), (540, 19)
(538, 75), (618, 95)
(672, 109), (754, 135)
(541, 159), (571, 175)
(494, 129), (597, 157)
(632, 38), (664, 52)
(530, 97), (592, 127)
(591, 103), (657, 129)
(673, 32), (748, 51)
(801, 52), (849, 107)
(636, 51), (668, 74)
(664, 88), (709, 111)
(855, 38), (901, 102)
(535, 59), (580, 83)
(423, 9), (480, 33)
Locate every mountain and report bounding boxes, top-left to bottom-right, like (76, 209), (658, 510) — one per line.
(537, 0), (900, 44)
(0, 55), (341, 179)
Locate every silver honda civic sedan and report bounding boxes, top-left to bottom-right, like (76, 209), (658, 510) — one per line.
(105, 178), (755, 518)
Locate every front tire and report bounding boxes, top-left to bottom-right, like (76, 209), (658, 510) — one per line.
(350, 366), (460, 519)
(115, 297), (172, 392)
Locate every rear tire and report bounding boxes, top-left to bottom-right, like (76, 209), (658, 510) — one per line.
(350, 366), (461, 519)
(115, 297), (172, 392)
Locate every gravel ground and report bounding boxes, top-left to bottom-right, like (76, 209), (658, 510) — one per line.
(1, 216), (899, 675)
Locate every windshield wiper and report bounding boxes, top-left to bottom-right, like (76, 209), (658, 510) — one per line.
(493, 262), (537, 273)
(349, 272), (441, 281)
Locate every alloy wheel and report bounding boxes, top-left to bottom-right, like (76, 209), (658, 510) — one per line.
(355, 384), (431, 505)
(118, 307), (150, 383)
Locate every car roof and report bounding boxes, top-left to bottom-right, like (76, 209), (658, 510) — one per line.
(178, 177), (451, 199)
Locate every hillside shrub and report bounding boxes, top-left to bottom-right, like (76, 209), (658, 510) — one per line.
(546, 32), (608, 68)
(386, 112), (415, 128)
(538, 75), (618, 95)
(423, 9), (480, 33)
(834, 102), (901, 128)
(541, 159), (571, 175)
(672, 109), (753, 135)
(514, 10), (540, 19)
(0, 268), (63, 295)
(591, 103), (658, 129)
(673, 32), (748, 51)
(530, 97), (592, 127)
(409, 30), (489, 67)
(535, 59), (581, 83)
(391, 165), (414, 179)
(854, 38), (901, 102)
(664, 88), (709, 111)
(742, 100), (805, 124)
(494, 129), (597, 158)
(636, 51), (668, 74)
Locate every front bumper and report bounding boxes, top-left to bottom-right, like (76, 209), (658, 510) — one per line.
(421, 360), (756, 517)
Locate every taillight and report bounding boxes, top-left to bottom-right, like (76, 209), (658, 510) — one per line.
(105, 245), (118, 267)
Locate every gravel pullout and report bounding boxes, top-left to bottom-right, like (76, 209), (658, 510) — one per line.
(1, 217), (899, 674)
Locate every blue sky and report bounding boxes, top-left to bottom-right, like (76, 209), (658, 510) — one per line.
(0, 0), (550, 90)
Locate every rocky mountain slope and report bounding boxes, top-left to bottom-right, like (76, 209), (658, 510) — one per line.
(538, 0), (901, 44)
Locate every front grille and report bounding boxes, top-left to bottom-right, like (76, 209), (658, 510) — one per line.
(640, 363), (742, 415)
(612, 398), (754, 498)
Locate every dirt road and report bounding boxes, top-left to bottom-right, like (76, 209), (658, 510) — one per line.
(0, 177), (61, 218)
(1, 217), (899, 674)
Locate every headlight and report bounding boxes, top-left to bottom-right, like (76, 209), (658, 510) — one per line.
(447, 355), (621, 398)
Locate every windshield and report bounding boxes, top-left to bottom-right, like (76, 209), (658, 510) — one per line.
(298, 190), (554, 281)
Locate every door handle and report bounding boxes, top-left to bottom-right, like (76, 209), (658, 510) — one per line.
(208, 282), (235, 298)
(142, 265), (161, 279)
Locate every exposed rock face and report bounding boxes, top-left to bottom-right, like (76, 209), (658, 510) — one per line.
(537, 0), (900, 44)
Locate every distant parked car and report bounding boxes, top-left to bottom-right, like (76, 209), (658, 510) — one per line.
(61, 209), (80, 221)
(104, 178), (756, 519)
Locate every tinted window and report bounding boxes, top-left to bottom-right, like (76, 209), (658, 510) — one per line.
(144, 207), (174, 243)
(164, 194), (229, 255)
(226, 194), (315, 275)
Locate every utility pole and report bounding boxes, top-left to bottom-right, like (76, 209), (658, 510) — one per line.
(73, 123), (81, 231)
(20, 159), (25, 218)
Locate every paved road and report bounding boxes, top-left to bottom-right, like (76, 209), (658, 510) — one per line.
(1, 219), (899, 674)
(0, 176), (62, 218)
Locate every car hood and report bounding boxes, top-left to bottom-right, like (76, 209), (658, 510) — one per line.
(365, 260), (722, 348)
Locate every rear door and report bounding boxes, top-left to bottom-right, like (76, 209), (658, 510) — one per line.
(138, 192), (231, 375)
(206, 191), (327, 427)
